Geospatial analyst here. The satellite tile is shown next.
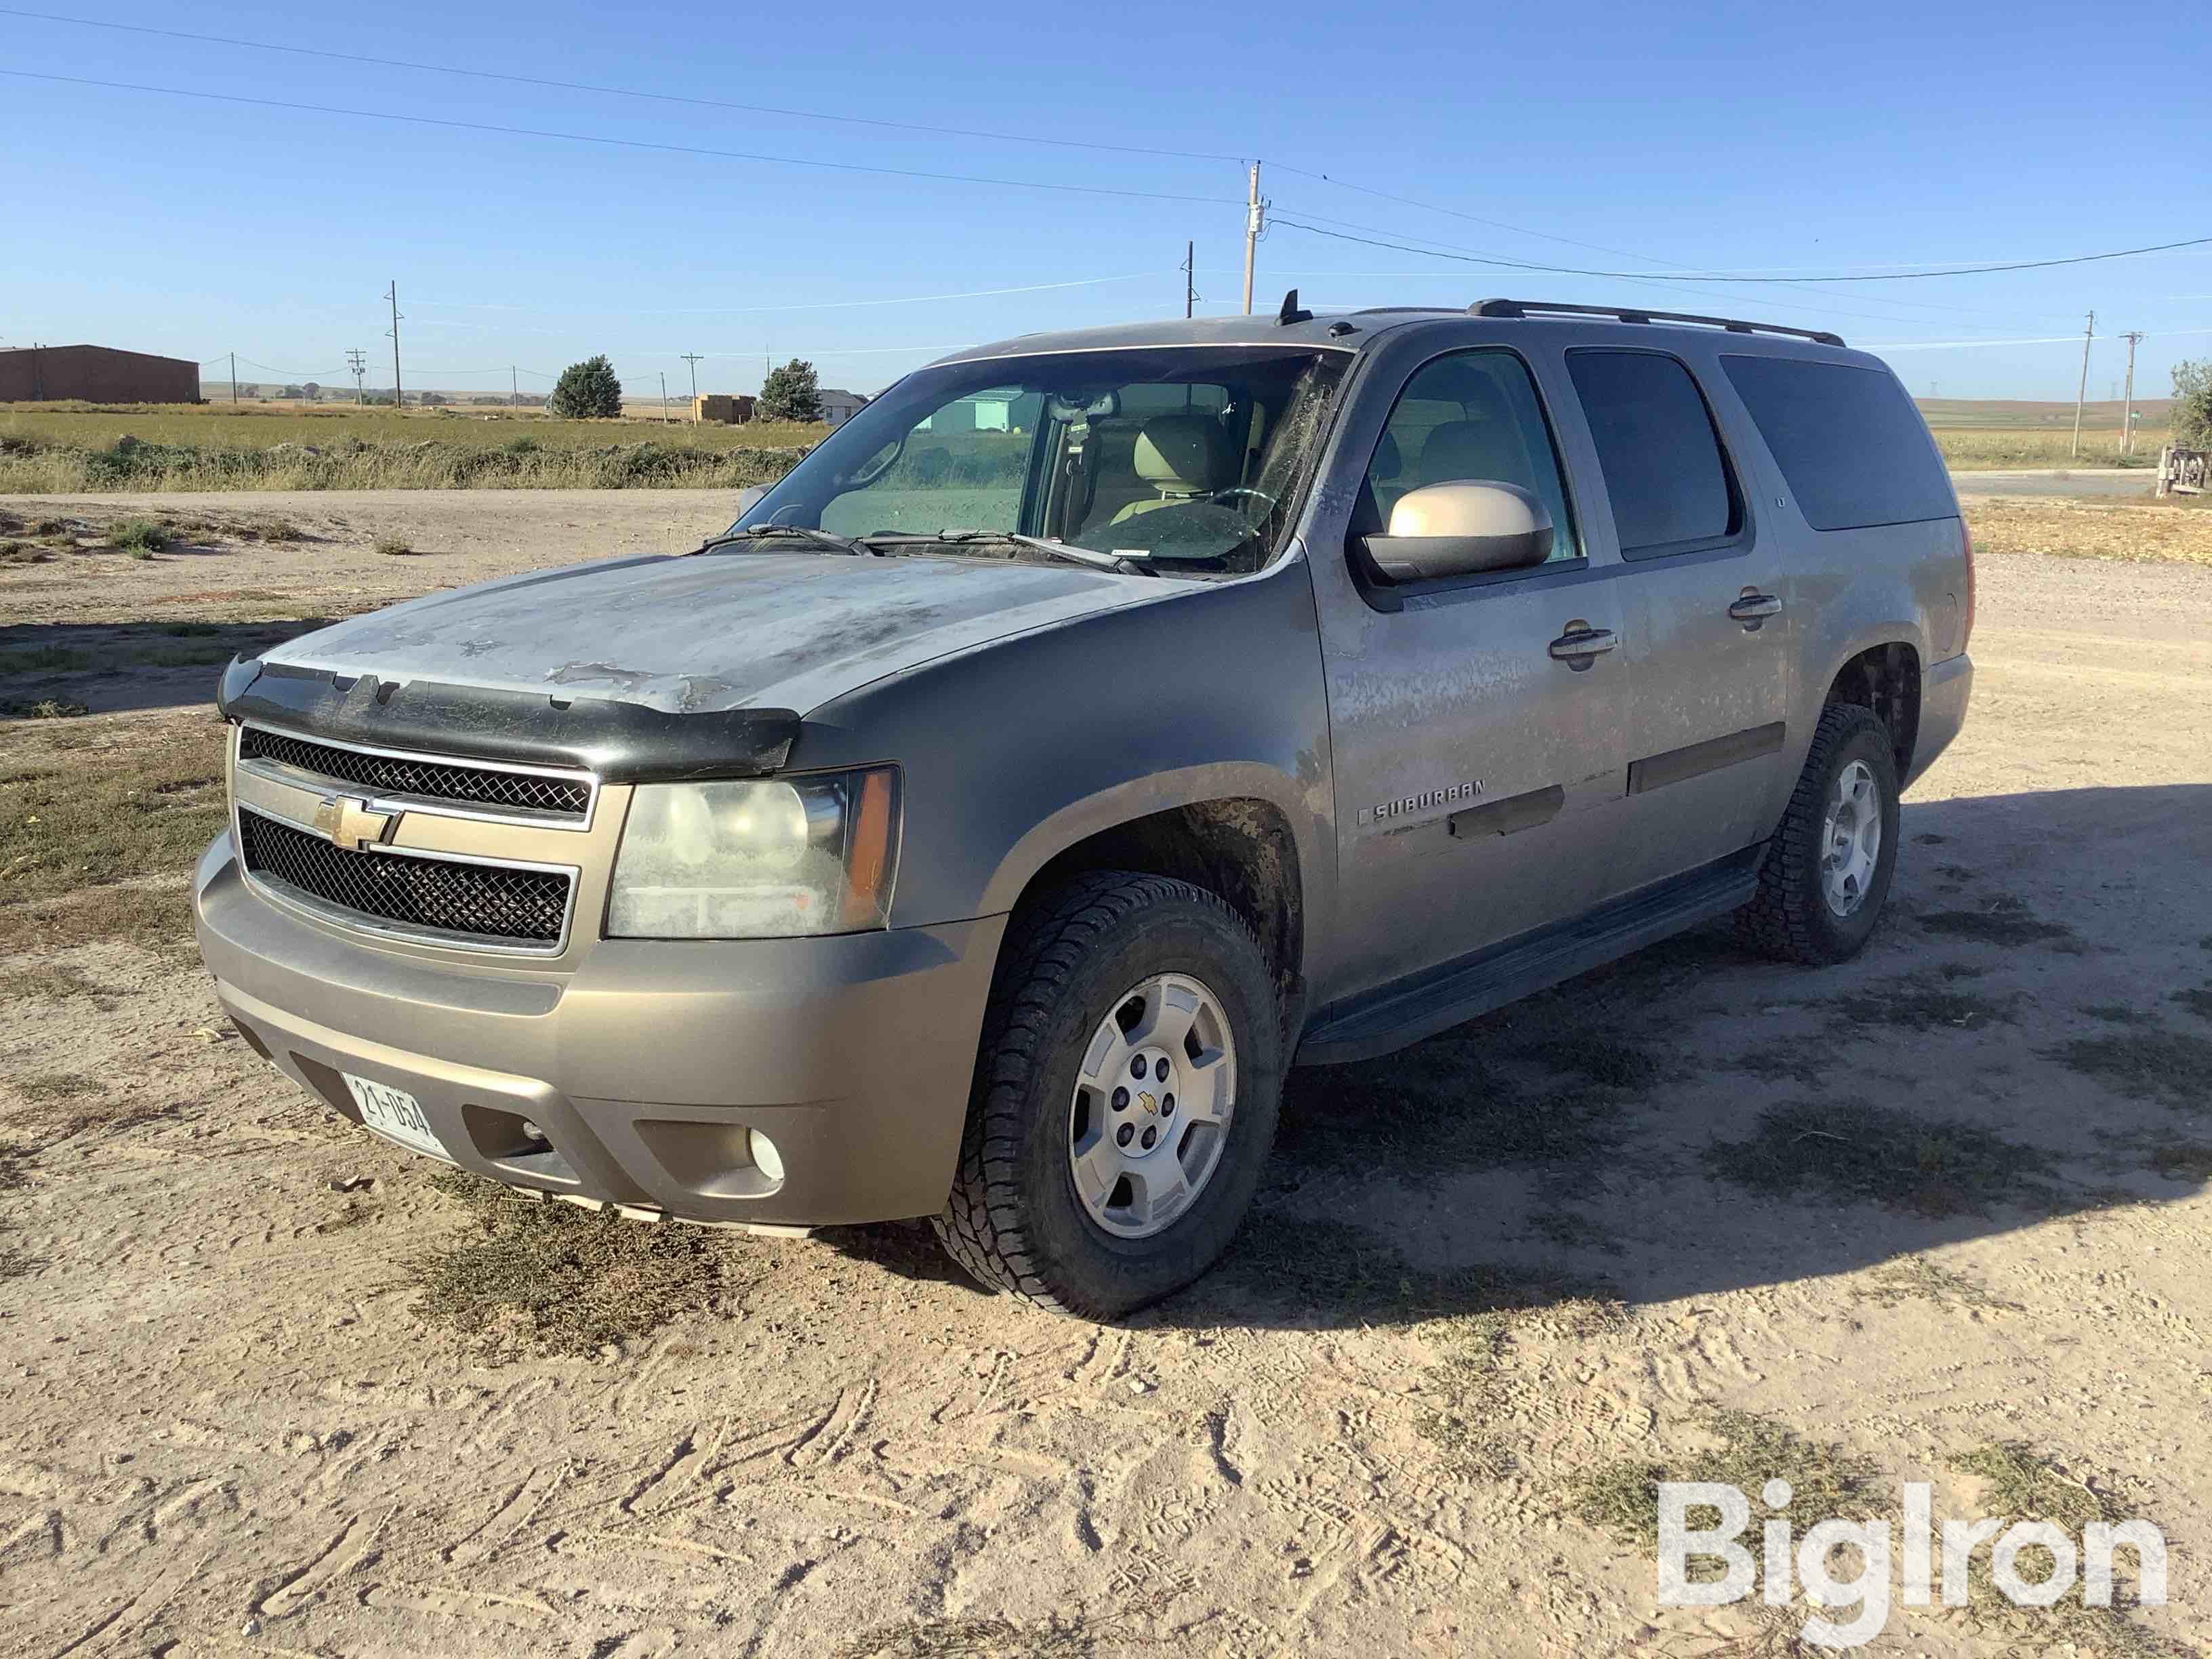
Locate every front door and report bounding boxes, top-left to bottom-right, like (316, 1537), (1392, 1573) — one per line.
(1314, 346), (1635, 1002)
(1561, 347), (1793, 891)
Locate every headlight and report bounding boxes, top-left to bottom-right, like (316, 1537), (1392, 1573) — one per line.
(607, 767), (899, 939)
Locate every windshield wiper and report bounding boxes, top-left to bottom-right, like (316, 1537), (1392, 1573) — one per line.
(693, 523), (872, 556)
(914, 530), (1152, 575)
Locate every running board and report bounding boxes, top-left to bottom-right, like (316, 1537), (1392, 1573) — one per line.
(1294, 848), (1763, 1066)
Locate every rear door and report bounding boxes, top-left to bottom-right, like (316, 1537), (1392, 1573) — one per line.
(1562, 347), (1794, 893)
(1311, 344), (1635, 1000)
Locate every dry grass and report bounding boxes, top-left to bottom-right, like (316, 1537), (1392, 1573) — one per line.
(1964, 501), (2212, 567)
(0, 718), (226, 961)
(0, 403), (818, 495)
(2050, 1031), (2212, 1110)
(406, 1170), (769, 1361)
(1934, 426), (2165, 470)
(1705, 1101), (2061, 1218)
(1850, 1256), (2022, 1312)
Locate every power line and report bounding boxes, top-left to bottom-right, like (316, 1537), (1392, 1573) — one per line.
(0, 69), (1242, 207)
(0, 7), (1246, 167)
(1270, 215), (2212, 285)
(411, 270), (1174, 319)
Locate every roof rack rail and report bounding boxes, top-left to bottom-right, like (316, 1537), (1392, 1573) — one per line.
(1470, 298), (1845, 348)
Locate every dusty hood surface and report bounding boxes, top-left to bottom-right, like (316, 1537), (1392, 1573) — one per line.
(266, 550), (1175, 716)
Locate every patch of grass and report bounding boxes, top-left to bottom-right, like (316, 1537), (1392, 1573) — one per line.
(10, 1073), (100, 1101)
(0, 962), (115, 1002)
(0, 720), (226, 912)
(0, 645), (94, 675)
(0, 883), (198, 960)
(1275, 1030), (1631, 1182)
(407, 1170), (767, 1360)
(0, 1137), (32, 1191)
(1833, 983), (2014, 1032)
(1211, 1208), (1620, 1335)
(2082, 1003), (2156, 1025)
(0, 539), (52, 566)
(1919, 901), (2075, 948)
(1521, 1032), (1671, 1090)
(1705, 1101), (2060, 1217)
(104, 518), (169, 554)
(1528, 1208), (1626, 1256)
(2169, 984), (2212, 1022)
(1572, 1409), (1884, 1561)
(1851, 1256), (2022, 1312)
(2050, 1031), (2212, 1110)
(0, 699), (89, 720)
(836, 1597), (1170, 1659)
(1965, 499), (2212, 567)
(1412, 1310), (1518, 1480)
(372, 534), (416, 557)
(2148, 1143), (2212, 1181)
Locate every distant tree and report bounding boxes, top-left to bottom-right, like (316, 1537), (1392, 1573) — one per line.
(419, 391), (449, 407)
(281, 384), (304, 400)
(547, 354), (624, 419)
(758, 358), (823, 423)
(2173, 359), (2212, 449)
(302, 382), (321, 402)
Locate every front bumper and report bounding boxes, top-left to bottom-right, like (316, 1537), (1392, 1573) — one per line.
(194, 833), (1006, 1227)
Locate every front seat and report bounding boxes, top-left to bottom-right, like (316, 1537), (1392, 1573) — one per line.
(1111, 413), (1234, 523)
(1413, 380), (1536, 495)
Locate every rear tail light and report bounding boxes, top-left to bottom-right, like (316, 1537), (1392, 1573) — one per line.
(1961, 519), (1976, 651)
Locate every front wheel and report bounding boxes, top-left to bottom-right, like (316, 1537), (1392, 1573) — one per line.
(933, 872), (1283, 1318)
(1736, 703), (1902, 965)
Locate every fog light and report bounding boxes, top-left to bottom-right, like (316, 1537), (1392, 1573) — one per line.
(747, 1128), (785, 1184)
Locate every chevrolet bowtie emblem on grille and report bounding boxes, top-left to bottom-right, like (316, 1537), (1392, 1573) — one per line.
(312, 794), (396, 851)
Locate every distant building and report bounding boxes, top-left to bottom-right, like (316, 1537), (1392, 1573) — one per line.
(0, 344), (200, 403)
(694, 394), (758, 425)
(817, 388), (868, 428)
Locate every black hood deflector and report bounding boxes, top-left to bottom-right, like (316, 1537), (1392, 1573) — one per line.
(218, 657), (799, 783)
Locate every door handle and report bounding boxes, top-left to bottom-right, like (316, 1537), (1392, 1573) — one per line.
(1547, 626), (1618, 663)
(1728, 593), (1784, 622)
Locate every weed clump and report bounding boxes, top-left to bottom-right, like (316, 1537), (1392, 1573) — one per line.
(105, 518), (169, 554)
(1705, 1101), (2060, 1216)
(407, 1170), (766, 1360)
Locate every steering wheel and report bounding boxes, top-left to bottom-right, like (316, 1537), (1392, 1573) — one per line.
(1210, 485), (1277, 516)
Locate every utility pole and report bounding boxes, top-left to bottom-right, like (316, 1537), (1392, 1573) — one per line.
(2120, 330), (2145, 455)
(1183, 241), (1196, 319)
(385, 281), (403, 409)
(346, 347), (367, 405)
(1240, 162), (1265, 316)
(680, 351), (703, 421)
(229, 352), (238, 405)
(510, 365), (518, 410)
(2070, 310), (2094, 459)
(659, 371), (670, 424)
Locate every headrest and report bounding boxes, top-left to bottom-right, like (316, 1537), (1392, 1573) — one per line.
(1417, 418), (1531, 488)
(1134, 414), (1233, 494)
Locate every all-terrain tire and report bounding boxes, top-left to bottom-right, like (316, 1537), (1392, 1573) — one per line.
(1735, 703), (1902, 965)
(933, 871), (1283, 1319)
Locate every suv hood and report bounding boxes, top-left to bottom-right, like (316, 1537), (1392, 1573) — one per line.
(265, 550), (1172, 716)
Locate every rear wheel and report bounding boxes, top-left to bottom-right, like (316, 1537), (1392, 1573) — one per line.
(1736, 703), (1901, 965)
(933, 872), (1282, 1318)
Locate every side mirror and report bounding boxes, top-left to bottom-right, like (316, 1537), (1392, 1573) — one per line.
(1361, 480), (1553, 582)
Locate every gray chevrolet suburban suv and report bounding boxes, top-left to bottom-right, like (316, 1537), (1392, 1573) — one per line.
(194, 297), (1972, 1317)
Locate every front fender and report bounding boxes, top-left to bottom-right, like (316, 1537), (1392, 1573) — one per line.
(794, 558), (1337, 943)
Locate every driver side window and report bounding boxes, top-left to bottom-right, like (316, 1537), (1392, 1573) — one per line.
(1364, 351), (1580, 563)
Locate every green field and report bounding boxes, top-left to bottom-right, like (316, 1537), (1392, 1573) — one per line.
(0, 401), (825, 492)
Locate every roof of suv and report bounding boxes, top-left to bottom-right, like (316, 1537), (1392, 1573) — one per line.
(930, 302), (1867, 370)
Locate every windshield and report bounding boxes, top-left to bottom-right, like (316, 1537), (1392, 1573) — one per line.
(725, 346), (1351, 576)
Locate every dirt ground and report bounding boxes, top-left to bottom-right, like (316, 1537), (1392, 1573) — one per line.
(3, 491), (2210, 1658)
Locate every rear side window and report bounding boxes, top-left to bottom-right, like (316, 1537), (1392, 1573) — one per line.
(1722, 354), (1955, 531)
(1566, 350), (1740, 557)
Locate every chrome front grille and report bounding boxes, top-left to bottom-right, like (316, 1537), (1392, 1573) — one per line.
(237, 725), (593, 824)
(237, 808), (574, 949)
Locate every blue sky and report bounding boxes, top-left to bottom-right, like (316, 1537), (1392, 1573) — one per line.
(5, 0), (2209, 401)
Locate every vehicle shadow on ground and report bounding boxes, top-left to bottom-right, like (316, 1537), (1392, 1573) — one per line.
(0, 618), (340, 716)
(825, 783), (2212, 1330)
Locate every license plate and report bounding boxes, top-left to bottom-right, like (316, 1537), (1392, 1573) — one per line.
(342, 1073), (453, 1162)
